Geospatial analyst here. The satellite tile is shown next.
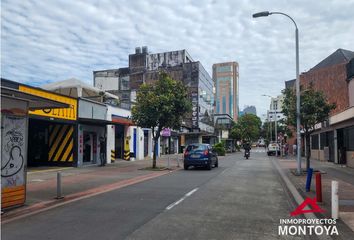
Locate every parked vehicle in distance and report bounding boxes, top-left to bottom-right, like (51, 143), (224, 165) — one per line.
(184, 143), (218, 170)
(267, 142), (280, 156)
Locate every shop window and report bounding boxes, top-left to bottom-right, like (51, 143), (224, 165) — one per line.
(320, 132), (327, 150)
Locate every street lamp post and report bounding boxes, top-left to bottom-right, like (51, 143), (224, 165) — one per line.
(254, 11), (301, 174)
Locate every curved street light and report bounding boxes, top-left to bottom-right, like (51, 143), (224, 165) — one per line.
(253, 11), (301, 175)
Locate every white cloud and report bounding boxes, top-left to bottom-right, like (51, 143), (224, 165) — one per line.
(1, 0), (354, 118)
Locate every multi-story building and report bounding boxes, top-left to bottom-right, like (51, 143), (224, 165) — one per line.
(94, 47), (215, 153)
(286, 48), (354, 167)
(213, 62), (239, 121)
(266, 95), (285, 123)
(243, 105), (257, 116)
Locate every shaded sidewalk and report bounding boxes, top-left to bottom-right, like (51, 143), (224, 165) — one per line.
(276, 156), (354, 232)
(1, 154), (183, 223)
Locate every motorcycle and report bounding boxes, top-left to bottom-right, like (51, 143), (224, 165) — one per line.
(244, 150), (250, 159)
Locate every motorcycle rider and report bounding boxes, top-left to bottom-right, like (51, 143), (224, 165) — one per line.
(243, 141), (251, 158)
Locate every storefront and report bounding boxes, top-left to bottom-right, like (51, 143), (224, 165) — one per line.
(310, 107), (354, 167)
(107, 104), (153, 162)
(18, 84), (78, 167)
(77, 99), (107, 166)
(160, 128), (179, 155)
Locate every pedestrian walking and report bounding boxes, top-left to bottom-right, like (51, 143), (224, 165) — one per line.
(285, 143), (289, 156)
(293, 144), (297, 156)
(100, 136), (106, 166)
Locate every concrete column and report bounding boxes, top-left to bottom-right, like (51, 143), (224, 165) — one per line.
(136, 128), (144, 160)
(106, 125), (115, 163)
(77, 124), (83, 167)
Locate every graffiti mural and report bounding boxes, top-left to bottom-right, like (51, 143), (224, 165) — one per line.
(1, 115), (26, 186)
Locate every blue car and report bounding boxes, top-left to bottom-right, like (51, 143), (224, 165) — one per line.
(184, 143), (218, 170)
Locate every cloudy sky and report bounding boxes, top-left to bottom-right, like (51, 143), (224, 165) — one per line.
(1, 0), (354, 118)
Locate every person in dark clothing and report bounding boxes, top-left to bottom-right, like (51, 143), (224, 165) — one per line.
(100, 137), (106, 166)
(243, 142), (251, 157)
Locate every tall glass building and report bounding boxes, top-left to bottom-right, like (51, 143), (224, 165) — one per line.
(212, 62), (239, 121)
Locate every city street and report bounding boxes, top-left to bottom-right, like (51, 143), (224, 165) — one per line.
(2, 150), (305, 240)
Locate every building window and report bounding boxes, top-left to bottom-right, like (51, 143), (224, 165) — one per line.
(273, 100), (278, 111)
(344, 126), (354, 151)
(320, 132), (327, 150)
(216, 66), (232, 73)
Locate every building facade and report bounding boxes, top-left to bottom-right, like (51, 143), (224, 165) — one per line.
(1, 79), (68, 209)
(266, 95), (285, 123)
(94, 47), (216, 152)
(286, 49), (354, 167)
(243, 105), (257, 115)
(213, 62), (239, 121)
(304, 49), (354, 166)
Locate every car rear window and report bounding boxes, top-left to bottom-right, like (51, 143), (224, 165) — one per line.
(186, 144), (207, 151)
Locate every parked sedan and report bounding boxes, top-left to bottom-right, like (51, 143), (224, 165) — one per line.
(184, 143), (218, 170)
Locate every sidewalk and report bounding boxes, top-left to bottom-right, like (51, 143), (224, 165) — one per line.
(1, 154), (183, 223)
(276, 155), (354, 232)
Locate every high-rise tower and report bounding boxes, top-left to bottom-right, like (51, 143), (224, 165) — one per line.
(212, 62), (239, 121)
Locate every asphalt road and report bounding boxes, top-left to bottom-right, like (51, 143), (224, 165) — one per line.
(2, 149), (304, 240)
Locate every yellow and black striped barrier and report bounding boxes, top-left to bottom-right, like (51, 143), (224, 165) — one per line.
(124, 150), (130, 161)
(48, 124), (74, 163)
(111, 150), (115, 162)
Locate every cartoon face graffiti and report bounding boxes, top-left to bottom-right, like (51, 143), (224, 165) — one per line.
(4, 128), (24, 152)
(1, 146), (24, 177)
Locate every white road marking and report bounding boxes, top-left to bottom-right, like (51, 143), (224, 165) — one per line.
(166, 188), (199, 210)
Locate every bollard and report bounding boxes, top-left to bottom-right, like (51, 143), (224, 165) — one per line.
(332, 181), (339, 219)
(315, 172), (322, 202)
(305, 168), (313, 192)
(55, 171), (64, 199)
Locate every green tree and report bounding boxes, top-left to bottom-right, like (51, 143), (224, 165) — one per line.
(132, 72), (191, 168)
(282, 84), (336, 170)
(261, 120), (293, 142)
(230, 114), (262, 142)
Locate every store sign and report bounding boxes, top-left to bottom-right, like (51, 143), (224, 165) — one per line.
(19, 85), (77, 120)
(191, 92), (198, 128)
(161, 128), (171, 137)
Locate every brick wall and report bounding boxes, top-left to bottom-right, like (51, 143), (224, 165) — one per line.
(300, 63), (349, 115)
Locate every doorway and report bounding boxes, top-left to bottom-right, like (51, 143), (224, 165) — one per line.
(115, 125), (124, 159)
(83, 132), (97, 164)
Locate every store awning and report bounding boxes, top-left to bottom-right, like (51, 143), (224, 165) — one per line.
(112, 115), (134, 126)
(1, 86), (69, 110)
(79, 118), (113, 126)
(42, 78), (119, 102)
